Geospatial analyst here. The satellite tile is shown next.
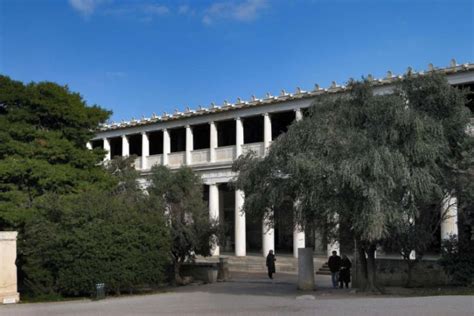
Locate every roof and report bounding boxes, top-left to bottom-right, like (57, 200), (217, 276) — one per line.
(98, 60), (474, 132)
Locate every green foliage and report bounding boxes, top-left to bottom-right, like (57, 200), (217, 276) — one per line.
(148, 165), (217, 284)
(235, 73), (470, 240)
(439, 236), (474, 286)
(21, 185), (170, 297)
(0, 75), (112, 229)
(233, 73), (472, 290)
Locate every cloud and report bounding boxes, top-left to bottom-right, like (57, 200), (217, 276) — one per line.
(103, 3), (170, 22)
(203, 0), (268, 25)
(142, 4), (170, 16)
(70, 1), (169, 21)
(68, 0), (107, 17)
(178, 5), (189, 14)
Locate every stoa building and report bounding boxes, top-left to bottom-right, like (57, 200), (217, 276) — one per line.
(90, 61), (474, 258)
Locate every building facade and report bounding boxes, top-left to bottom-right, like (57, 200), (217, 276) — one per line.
(90, 61), (474, 258)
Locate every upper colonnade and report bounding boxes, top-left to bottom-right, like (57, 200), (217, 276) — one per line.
(91, 60), (474, 179)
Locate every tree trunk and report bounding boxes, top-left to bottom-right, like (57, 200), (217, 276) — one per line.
(357, 244), (368, 289)
(406, 263), (413, 288)
(174, 261), (184, 285)
(356, 243), (381, 293)
(405, 259), (417, 288)
(365, 244), (379, 292)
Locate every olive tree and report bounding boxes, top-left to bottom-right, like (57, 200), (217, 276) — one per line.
(233, 73), (471, 291)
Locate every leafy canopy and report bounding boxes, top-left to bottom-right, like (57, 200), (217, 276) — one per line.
(233, 73), (471, 243)
(0, 75), (112, 228)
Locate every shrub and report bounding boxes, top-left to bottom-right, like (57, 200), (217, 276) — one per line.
(439, 236), (474, 286)
(20, 189), (170, 297)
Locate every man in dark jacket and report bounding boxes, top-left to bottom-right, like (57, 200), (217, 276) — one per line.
(266, 250), (276, 279)
(328, 250), (342, 288)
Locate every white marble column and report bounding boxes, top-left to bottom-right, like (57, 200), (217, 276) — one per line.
(86, 142), (92, 150)
(209, 183), (220, 256)
(327, 240), (340, 257)
(295, 108), (303, 122)
(293, 200), (305, 258)
(262, 209), (275, 257)
(141, 132), (149, 170)
(263, 113), (272, 156)
(293, 227), (305, 258)
(163, 129), (170, 166)
(103, 138), (111, 160)
(185, 125), (193, 165)
(441, 194), (458, 240)
(235, 189), (246, 256)
(122, 135), (129, 157)
(210, 122), (217, 163)
(235, 117), (243, 158)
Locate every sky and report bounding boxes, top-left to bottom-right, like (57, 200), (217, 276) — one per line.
(1, 0), (473, 122)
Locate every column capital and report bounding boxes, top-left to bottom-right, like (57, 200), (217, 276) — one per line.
(141, 131), (147, 136)
(262, 112), (270, 117)
(235, 117), (241, 121)
(185, 124), (191, 129)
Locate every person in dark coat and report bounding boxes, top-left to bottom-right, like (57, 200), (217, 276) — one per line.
(339, 254), (352, 288)
(328, 250), (342, 288)
(266, 250), (276, 279)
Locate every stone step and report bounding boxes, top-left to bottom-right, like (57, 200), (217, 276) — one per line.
(197, 254), (327, 273)
(316, 263), (330, 275)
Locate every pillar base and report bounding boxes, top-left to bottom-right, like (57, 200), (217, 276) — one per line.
(297, 248), (315, 291)
(1, 292), (19, 304)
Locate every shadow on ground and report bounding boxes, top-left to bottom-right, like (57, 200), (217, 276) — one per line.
(172, 271), (356, 299)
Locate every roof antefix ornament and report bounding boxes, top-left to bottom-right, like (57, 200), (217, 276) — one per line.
(97, 59), (473, 132)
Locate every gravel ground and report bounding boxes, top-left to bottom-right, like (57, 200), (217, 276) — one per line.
(1, 272), (472, 316)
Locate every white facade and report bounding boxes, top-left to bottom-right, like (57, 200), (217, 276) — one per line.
(92, 62), (474, 257)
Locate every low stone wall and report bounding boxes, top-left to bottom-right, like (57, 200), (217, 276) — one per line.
(181, 262), (219, 283)
(375, 258), (449, 287)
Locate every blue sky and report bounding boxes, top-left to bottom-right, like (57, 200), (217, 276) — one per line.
(1, 0), (473, 122)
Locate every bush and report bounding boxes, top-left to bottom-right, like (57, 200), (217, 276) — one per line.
(20, 189), (170, 297)
(439, 236), (474, 286)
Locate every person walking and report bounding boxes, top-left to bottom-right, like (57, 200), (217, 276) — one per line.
(328, 250), (342, 288)
(339, 254), (352, 288)
(266, 250), (276, 279)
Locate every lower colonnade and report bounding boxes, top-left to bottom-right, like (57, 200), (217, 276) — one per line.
(204, 181), (460, 259)
(206, 181), (309, 258)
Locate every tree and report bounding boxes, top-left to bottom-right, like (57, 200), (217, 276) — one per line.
(0, 76), (112, 229)
(233, 73), (472, 291)
(147, 165), (218, 285)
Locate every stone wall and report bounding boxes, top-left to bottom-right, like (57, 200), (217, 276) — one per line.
(354, 258), (449, 287)
(376, 258), (449, 287)
(0, 231), (19, 304)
